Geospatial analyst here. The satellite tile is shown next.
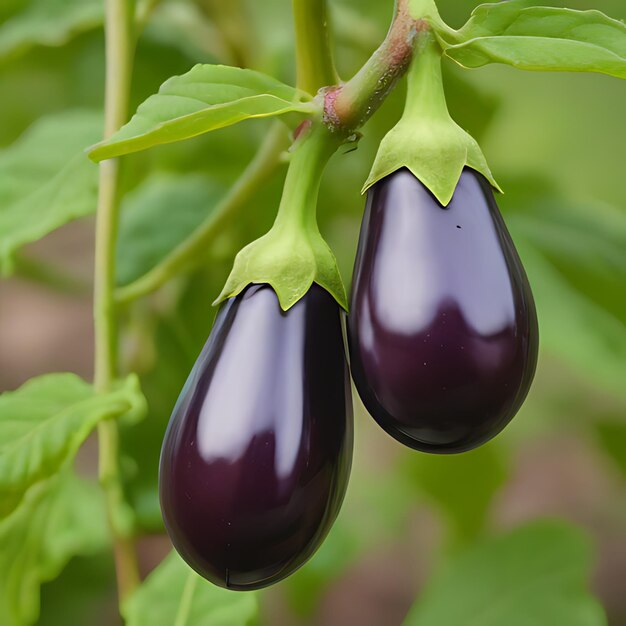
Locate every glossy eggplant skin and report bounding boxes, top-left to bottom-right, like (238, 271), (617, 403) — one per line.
(348, 168), (538, 453)
(159, 284), (352, 590)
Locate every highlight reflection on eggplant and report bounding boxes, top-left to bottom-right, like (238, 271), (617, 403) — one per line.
(159, 284), (352, 590)
(348, 168), (538, 453)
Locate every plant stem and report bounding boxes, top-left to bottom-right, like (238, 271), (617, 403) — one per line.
(94, 0), (139, 605)
(115, 123), (289, 304)
(324, 0), (428, 132)
(402, 33), (447, 121)
(292, 0), (338, 93)
(273, 124), (340, 232)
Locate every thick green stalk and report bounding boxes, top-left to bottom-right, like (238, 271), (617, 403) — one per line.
(273, 124), (340, 232)
(292, 0), (338, 93)
(214, 121), (346, 311)
(115, 123), (289, 304)
(326, 0), (427, 131)
(402, 33), (447, 121)
(94, 0), (139, 605)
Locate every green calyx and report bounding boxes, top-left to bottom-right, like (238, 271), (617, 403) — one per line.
(363, 32), (501, 206)
(215, 124), (347, 311)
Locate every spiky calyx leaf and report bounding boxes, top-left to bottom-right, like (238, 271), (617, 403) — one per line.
(364, 32), (500, 205)
(215, 124), (347, 311)
(214, 224), (346, 311)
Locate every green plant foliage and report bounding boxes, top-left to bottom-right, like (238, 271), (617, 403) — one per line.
(0, 110), (101, 274)
(523, 246), (626, 399)
(1, 0), (625, 622)
(122, 551), (259, 626)
(0, 0), (103, 63)
(0, 470), (109, 626)
(444, 1), (626, 78)
(37, 553), (116, 626)
(506, 192), (626, 322)
(143, 1), (222, 63)
(509, 196), (626, 400)
(403, 521), (607, 626)
(403, 442), (507, 545)
(0, 373), (146, 519)
(595, 420), (626, 477)
(117, 173), (226, 286)
(0, 0), (30, 23)
(88, 65), (317, 161)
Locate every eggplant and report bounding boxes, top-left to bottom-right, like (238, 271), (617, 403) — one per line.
(159, 284), (353, 590)
(348, 168), (538, 453)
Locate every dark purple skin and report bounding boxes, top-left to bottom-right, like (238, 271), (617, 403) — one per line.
(348, 168), (538, 453)
(159, 283), (353, 590)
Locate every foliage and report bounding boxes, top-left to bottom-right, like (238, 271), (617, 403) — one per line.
(0, 0), (102, 62)
(403, 441), (508, 545)
(122, 551), (259, 626)
(443, 1), (626, 78)
(116, 173), (226, 286)
(0, 372), (145, 518)
(0, 0), (625, 624)
(0, 471), (109, 626)
(88, 64), (316, 161)
(403, 521), (607, 626)
(0, 110), (101, 274)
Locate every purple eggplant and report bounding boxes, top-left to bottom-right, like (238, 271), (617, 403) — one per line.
(159, 284), (352, 590)
(348, 168), (538, 453)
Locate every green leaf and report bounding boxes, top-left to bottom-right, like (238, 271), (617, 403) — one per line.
(0, 471), (109, 626)
(88, 65), (316, 161)
(403, 442), (507, 545)
(143, 1), (222, 63)
(520, 245), (626, 400)
(123, 551), (258, 626)
(403, 521), (607, 626)
(0, 0), (103, 62)
(0, 110), (102, 274)
(445, 1), (626, 79)
(507, 194), (626, 325)
(117, 173), (226, 286)
(0, 0), (30, 23)
(215, 223), (348, 311)
(38, 553), (115, 626)
(595, 420), (626, 477)
(506, 195), (626, 400)
(0, 373), (146, 519)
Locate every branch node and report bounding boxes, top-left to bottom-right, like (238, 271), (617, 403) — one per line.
(322, 6), (430, 134)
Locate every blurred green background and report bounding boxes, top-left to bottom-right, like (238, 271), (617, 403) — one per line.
(0, 0), (625, 624)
